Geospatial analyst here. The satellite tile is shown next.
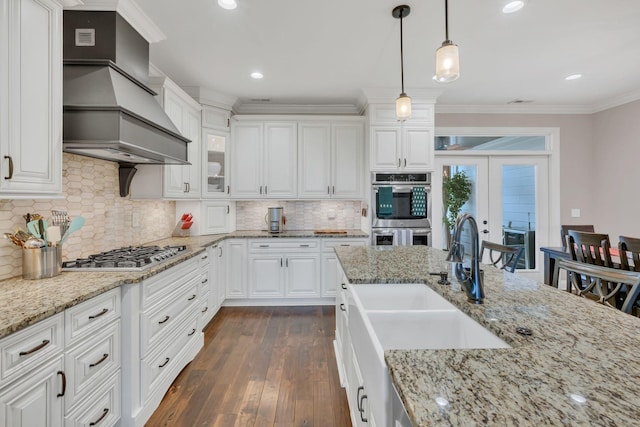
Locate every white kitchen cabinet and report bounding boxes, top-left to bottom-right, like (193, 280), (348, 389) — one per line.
(298, 122), (363, 199)
(198, 249), (214, 329)
(215, 243), (226, 306)
(202, 128), (230, 198)
(0, 0), (62, 197)
(321, 239), (367, 298)
(229, 121), (297, 199)
(202, 104), (230, 132)
(201, 201), (234, 234)
(284, 253), (320, 297)
(248, 254), (285, 298)
(225, 239), (248, 298)
(370, 126), (433, 172)
(0, 357), (64, 427)
(368, 103), (435, 172)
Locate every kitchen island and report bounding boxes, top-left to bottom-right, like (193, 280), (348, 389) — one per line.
(334, 245), (640, 426)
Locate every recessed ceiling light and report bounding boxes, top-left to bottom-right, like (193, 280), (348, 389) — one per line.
(565, 73), (583, 81)
(218, 0), (237, 10)
(502, 1), (526, 14)
(250, 72), (264, 79)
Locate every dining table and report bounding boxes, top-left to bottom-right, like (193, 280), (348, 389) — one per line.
(540, 246), (623, 285)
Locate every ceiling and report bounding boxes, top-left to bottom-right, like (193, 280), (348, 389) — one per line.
(133, 0), (640, 113)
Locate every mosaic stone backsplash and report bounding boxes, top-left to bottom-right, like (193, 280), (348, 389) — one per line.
(235, 200), (363, 231)
(0, 153), (175, 281)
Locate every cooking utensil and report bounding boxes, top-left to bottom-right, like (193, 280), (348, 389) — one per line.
(24, 237), (45, 248)
(39, 219), (48, 247)
(3, 232), (23, 247)
(59, 215), (85, 245)
(46, 226), (61, 247)
(27, 220), (42, 238)
(51, 209), (70, 237)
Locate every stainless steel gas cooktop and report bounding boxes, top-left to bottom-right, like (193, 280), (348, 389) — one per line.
(62, 245), (189, 272)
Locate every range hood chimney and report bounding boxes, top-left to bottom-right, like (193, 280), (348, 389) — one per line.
(62, 11), (190, 197)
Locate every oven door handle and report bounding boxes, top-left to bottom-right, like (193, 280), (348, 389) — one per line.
(373, 185), (429, 193)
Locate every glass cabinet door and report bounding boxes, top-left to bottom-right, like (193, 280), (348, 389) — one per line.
(203, 128), (228, 198)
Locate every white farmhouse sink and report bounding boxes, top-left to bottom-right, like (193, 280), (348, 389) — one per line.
(352, 283), (457, 311)
(367, 310), (510, 350)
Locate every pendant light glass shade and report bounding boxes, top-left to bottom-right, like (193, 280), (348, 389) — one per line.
(396, 93), (412, 121)
(435, 41), (460, 83)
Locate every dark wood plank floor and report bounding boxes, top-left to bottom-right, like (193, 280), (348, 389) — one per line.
(146, 306), (351, 427)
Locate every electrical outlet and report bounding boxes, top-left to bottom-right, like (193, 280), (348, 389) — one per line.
(571, 208), (581, 218)
(327, 209), (336, 219)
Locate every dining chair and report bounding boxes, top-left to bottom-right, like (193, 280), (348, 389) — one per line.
(618, 235), (640, 272)
(480, 240), (525, 273)
(552, 258), (640, 314)
(560, 224), (594, 250)
(567, 230), (613, 267)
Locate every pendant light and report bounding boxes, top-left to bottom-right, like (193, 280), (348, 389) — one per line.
(434, 0), (460, 83)
(393, 5), (411, 121)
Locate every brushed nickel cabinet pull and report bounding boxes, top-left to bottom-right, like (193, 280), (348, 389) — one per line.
(89, 353), (109, 368)
(300, 244), (310, 247)
(265, 185), (268, 194)
(340, 303), (346, 311)
(327, 186), (330, 194)
(259, 244), (270, 248)
(3, 156), (13, 180)
(89, 408), (109, 426)
(227, 205), (230, 214)
(89, 308), (109, 319)
(201, 278), (208, 284)
(158, 315), (170, 324)
(219, 247), (223, 257)
(188, 328), (196, 336)
(159, 357), (170, 368)
(404, 158), (407, 167)
(57, 371), (66, 397)
(332, 186), (335, 194)
(202, 306), (208, 313)
(188, 294), (196, 301)
(398, 158), (401, 167)
(341, 283), (347, 290)
(201, 254), (208, 260)
(19, 339), (50, 356)
(259, 185), (263, 194)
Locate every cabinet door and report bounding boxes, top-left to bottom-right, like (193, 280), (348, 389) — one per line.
(285, 253), (320, 297)
(201, 202), (230, 234)
(162, 90), (187, 197)
(297, 123), (331, 199)
(202, 105), (230, 131)
(202, 128), (229, 198)
(263, 122), (297, 198)
(402, 127), (433, 171)
(370, 127), (401, 171)
(248, 254), (285, 297)
(182, 106), (202, 196)
(216, 244), (226, 305)
(225, 240), (247, 298)
(230, 122), (262, 198)
(207, 245), (220, 317)
(0, 357), (64, 427)
(321, 253), (340, 297)
(332, 123), (362, 198)
(0, 0), (62, 195)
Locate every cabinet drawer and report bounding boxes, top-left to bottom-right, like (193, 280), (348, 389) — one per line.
(65, 321), (121, 412)
(142, 257), (199, 308)
(65, 288), (120, 347)
(198, 251), (210, 270)
(321, 239), (367, 251)
(140, 279), (199, 357)
(64, 370), (121, 427)
(249, 239), (318, 252)
(0, 313), (64, 385)
(140, 314), (199, 401)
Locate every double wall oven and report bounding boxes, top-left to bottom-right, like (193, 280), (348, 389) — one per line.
(371, 172), (432, 246)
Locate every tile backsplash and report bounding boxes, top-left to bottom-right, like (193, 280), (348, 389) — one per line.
(235, 200), (363, 231)
(0, 153), (175, 281)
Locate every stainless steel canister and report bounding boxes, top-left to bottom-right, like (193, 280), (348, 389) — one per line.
(22, 246), (62, 280)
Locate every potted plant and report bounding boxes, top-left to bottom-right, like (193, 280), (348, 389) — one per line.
(442, 170), (472, 249)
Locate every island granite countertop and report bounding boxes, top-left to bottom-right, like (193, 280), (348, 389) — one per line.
(0, 229), (367, 339)
(334, 245), (640, 426)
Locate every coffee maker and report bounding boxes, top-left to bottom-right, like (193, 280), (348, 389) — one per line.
(265, 207), (285, 233)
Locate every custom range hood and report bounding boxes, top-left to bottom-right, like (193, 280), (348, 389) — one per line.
(62, 11), (190, 196)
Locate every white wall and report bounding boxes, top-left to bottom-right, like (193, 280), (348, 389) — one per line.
(592, 100), (640, 240)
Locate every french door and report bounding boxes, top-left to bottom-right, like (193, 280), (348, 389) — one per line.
(433, 155), (549, 280)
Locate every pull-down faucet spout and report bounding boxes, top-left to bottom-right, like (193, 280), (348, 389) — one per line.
(445, 213), (484, 304)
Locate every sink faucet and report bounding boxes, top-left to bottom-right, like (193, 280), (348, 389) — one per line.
(446, 213), (484, 304)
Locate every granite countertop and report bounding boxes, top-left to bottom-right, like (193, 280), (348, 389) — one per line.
(334, 245), (640, 426)
(0, 229), (367, 339)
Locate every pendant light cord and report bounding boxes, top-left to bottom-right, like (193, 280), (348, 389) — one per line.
(399, 9), (405, 93)
(444, 0), (450, 41)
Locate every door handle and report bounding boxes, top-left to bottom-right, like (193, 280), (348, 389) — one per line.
(265, 185), (268, 194)
(404, 158), (407, 167)
(397, 158), (401, 167)
(57, 371), (66, 397)
(4, 156), (13, 180)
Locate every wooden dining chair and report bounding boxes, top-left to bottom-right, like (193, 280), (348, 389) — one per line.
(560, 224), (594, 250)
(552, 258), (640, 314)
(480, 241), (525, 273)
(567, 230), (613, 267)
(618, 235), (640, 272)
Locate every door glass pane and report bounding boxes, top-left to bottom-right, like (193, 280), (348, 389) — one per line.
(501, 164), (536, 269)
(206, 132), (226, 194)
(435, 136), (546, 151)
(442, 164), (477, 251)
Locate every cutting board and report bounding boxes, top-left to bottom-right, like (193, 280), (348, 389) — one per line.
(313, 229), (347, 235)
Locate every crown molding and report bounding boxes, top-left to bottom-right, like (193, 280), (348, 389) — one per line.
(181, 86), (237, 111)
(591, 89), (640, 113)
(361, 87), (442, 104)
(434, 103), (594, 115)
(64, 0), (166, 43)
(233, 103), (363, 115)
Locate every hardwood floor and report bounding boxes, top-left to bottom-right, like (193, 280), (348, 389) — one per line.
(146, 306), (351, 427)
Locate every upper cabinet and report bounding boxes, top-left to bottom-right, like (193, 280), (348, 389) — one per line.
(229, 121), (297, 199)
(368, 104), (435, 172)
(202, 105), (230, 198)
(298, 121), (363, 199)
(0, 0), (63, 197)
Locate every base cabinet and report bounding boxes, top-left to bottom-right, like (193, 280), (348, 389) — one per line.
(225, 239), (248, 298)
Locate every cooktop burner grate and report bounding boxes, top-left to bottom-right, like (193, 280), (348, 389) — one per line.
(62, 245), (188, 271)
